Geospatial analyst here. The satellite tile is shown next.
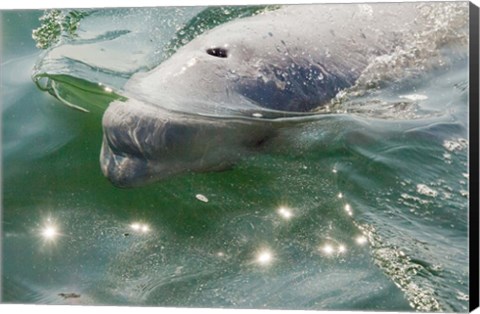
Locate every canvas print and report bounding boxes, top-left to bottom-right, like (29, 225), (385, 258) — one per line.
(1, 1), (478, 312)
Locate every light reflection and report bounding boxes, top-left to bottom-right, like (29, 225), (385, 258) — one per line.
(256, 249), (274, 266)
(130, 222), (150, 234)
(41, 225), (58, 240)
(319, 242), (348, 256)
(344, 204), (353, 216)
(130, 223), (141, 231)
(321, 244), (335, 255)
(39, 216), (61, 243)
(356, 235), (368, 245)
(277, 206), (293, 219)
(338, 193), (343, 199)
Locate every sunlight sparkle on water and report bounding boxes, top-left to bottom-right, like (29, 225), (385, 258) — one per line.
(277, 207), (293, 219)
(131, 223), (141, 231)
(130, 222), (150, 234)
(256, 249), (274, 266)
(344, 204), (353, 216)
(321, 244), (335, 255)
(356, 235), (368, 245)
(41, 225), (58, 240)
(320, 243), (347, 255)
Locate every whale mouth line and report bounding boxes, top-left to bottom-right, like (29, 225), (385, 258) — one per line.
(192, 109), (333, 122)
(120, 92), (334, 122)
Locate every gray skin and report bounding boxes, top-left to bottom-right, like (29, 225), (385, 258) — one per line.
(101, 3), (425, 187)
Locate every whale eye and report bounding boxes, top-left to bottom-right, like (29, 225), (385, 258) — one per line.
(206, 47), (228, 58)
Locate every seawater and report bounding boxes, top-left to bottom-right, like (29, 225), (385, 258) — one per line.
(1, 6), (470, 312)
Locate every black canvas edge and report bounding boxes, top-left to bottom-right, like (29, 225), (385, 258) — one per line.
(470, 1), (480, 312)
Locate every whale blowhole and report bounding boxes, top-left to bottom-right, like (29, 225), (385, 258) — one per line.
(206, 47), (228, 58)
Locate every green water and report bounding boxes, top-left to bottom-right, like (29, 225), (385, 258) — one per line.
(1, 7), (470, 312)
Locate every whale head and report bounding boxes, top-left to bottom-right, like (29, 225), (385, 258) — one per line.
(120, 11), (358, 115)
(100, 9), (357, 187)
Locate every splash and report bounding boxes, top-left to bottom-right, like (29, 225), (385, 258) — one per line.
(356, 223), (442, 312)
(32, 10), (90, 49)
(327, 2), (469, 120)
(353, 2), (467, 90)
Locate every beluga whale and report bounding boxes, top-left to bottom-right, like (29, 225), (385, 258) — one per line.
(99, 3), (449, 187)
